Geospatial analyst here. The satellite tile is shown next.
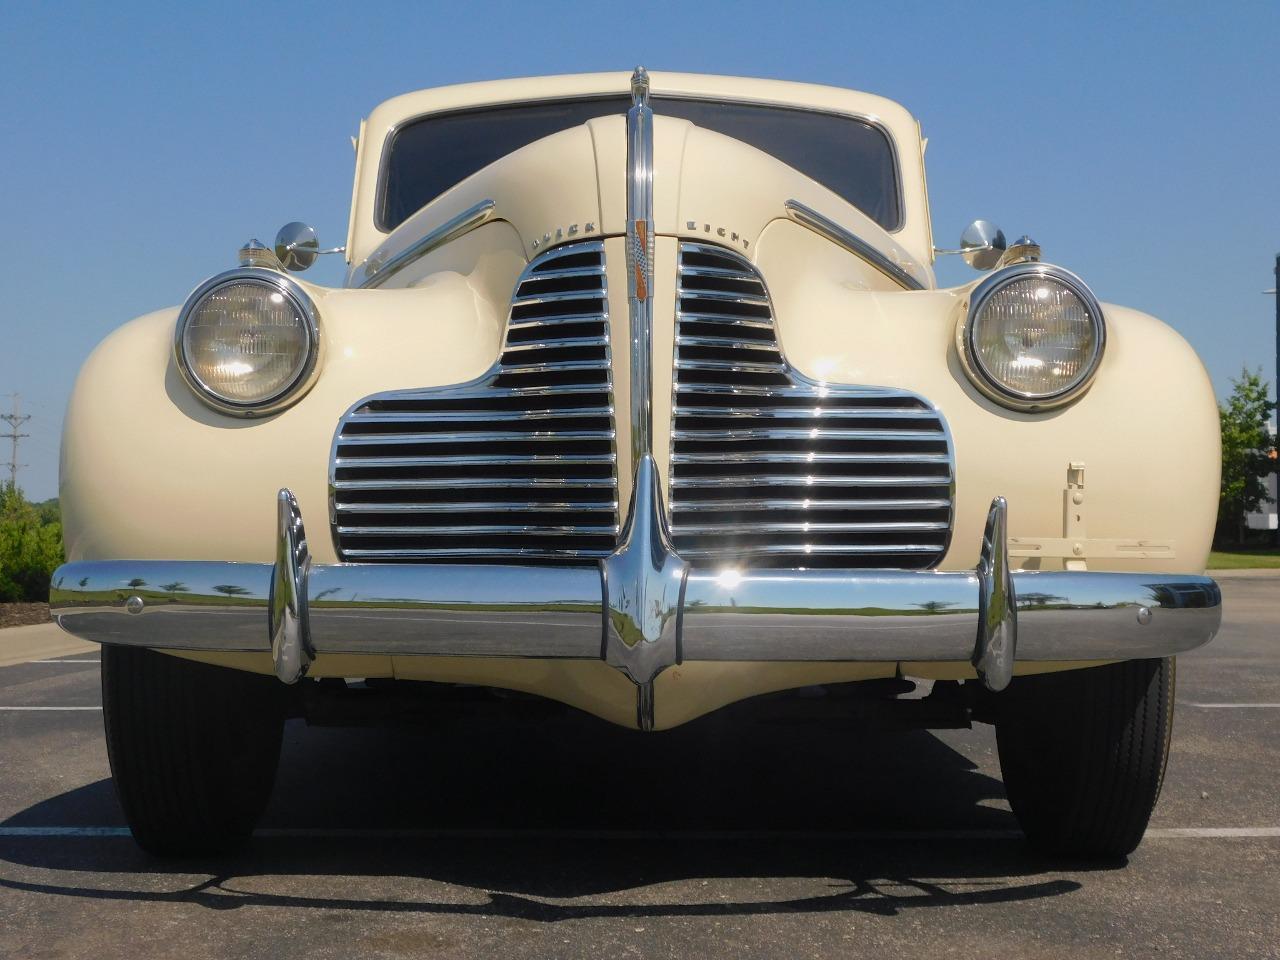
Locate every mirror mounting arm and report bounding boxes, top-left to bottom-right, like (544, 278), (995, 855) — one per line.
(288, 243), (345, 256)
(935, 242), (995, 256)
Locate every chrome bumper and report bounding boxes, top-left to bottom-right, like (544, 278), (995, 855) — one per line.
(51, 465), (1221, 712)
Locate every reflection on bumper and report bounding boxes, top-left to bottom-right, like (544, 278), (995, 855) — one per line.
(679, 569), (1220, 662)
(51, 488), (1221, 700)
(49, 561), (1220, 662)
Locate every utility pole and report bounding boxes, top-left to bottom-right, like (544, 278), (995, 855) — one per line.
(1274, 254), (1279, 545)
(1, 393), (31, 491)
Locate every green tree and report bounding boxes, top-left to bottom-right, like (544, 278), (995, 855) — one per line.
(1217, 369), (1278, 545)
(33, 498), (60, 526)
(0, 482), (65, 602)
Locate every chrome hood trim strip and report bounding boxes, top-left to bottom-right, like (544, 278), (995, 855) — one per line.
(624, 65), (655, 467)
(784, 199), (925, 291)
(601, 67), (681, 717)
(354, 199), (497, 289)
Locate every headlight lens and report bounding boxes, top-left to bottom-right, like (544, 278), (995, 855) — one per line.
(962, 265), (1105, 409)
(176, 271), (319, 414)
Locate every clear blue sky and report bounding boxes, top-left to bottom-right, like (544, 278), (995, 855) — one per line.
(2, 0), (1277, 501)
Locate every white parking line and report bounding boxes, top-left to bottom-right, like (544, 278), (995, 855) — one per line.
(0, 706), (102, 711)
(0, 826), (1277, 840)
(1181, 703), (1280, 709)
(30, 659), (100, 664)
(1147, 828), (1280, 838)
(0, 827), (129, 837)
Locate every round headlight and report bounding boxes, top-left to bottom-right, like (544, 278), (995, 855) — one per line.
(960, 263), (1105, 410)
(175, 269), (320, 415)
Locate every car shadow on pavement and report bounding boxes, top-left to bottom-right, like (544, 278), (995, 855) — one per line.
(0, 707), (1102, 919)
(0, 833), (1086, 920)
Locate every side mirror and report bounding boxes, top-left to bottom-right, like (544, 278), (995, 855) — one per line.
(935, 220), (1008, 271)
(274, 222), (321, 272)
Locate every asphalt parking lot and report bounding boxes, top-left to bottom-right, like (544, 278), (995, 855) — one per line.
(1, 576), (1276, 959)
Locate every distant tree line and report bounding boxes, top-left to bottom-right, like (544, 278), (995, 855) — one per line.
(1217, 369), (1278, 547)
(0, 483), (64, 602)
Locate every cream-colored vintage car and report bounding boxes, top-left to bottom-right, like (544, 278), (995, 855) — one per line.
(52, 69), (1222, 858)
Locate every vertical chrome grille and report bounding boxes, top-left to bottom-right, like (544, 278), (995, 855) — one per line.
(331, 240), (619, 562)
(671, 242), (954, 569)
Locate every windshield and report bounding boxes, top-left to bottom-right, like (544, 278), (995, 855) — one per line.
(379, 96), (901, 233)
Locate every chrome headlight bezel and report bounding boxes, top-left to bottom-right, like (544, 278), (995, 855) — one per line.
(958, 262), (1106, 412)
(174, 267), (321, 417)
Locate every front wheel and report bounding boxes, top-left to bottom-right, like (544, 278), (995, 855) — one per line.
(102, 645), (285, 856)
(995, 658), (1174, 860)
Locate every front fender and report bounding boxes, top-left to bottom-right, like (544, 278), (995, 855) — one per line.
(60, 256), (521, 565)
(757, 230), (1220, 573)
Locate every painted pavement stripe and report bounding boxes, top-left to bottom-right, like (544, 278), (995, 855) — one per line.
(0, 826), (1277, 840)
(0, 706), (102, 711)
(1181, 702), (1280, 709)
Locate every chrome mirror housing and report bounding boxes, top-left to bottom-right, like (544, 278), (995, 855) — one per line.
(274, 222), (321, 272)
(958, 220), (1006, 270)
(936, 220), (1007, 271)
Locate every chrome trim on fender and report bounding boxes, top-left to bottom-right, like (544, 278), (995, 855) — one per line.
(354, 199), (497, 289)
(784, 199), (926, 291)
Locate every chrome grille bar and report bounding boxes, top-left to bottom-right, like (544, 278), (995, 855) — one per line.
(331, 240), (619, 562)
(673, 406), (938, 420)
(675, 543), (945, 558)
(670, 474), (949, 488)
(670, 242), (955, 569)
(671, 498), (951, 512)
(333, 477), (616, 490)
(346, 407), (614, 423)
(336, 500), (619, 513)
(336, 430), (615, 445)
(671, 451), (952, 464)
(673, 427), (947, 441)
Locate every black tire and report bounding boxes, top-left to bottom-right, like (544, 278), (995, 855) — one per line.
(995, 657), (1174, 860)
(101, 645), (285, 856)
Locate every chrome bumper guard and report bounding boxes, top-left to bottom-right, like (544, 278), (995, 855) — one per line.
(50, 462), (1221, 712)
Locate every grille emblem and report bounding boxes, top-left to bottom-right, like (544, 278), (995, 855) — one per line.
(684, 221), (750, 249)
(531, 222), (596, 250)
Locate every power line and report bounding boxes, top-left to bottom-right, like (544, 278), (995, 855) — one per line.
(1, 393), (31, 490)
